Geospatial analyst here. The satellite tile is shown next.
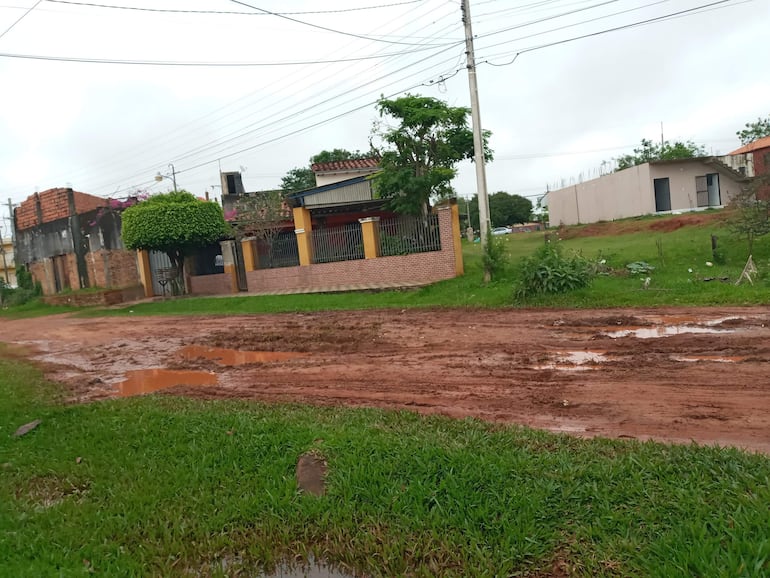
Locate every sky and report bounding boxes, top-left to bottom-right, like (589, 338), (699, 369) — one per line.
(1, 0), (768, 232)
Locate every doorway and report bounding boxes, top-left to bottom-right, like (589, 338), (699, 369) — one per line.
(654, 178), (671, 212)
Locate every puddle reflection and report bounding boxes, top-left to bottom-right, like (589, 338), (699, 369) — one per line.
(603, 325), (734, 339)
(118, 369), (217, 396)
(178, 345), (306, 366)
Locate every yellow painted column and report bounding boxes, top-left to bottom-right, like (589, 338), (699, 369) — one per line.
(293, 206), (313, 266)
(241, 238), (258, 272)
(450, 201), (464, 276)
(136, 250), (154, 297)
(358, 217), (381, 260)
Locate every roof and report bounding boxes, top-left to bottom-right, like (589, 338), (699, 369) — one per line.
(310, 157), (380, 173)
(729, 135), (770, 155)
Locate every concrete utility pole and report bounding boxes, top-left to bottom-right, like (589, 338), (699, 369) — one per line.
(462, 0), (491, 262)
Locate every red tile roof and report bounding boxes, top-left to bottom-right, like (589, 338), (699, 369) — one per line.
(729, 135), (770, 155)
(311, 157), (380, 173)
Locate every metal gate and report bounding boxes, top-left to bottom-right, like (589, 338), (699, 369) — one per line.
(148, 250), (173, 296)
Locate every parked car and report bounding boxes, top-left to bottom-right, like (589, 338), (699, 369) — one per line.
(491, 226), (512, 235)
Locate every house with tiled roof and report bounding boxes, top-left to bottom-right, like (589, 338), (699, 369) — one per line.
(310, 157), (381, 187)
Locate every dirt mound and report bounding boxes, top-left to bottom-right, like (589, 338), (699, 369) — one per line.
(559, 210), (731, 239)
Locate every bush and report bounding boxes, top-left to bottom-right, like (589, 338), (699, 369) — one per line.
(515, 242), (594, 299)
(482, 231), (508, 280)
(0, 265), (42, 308)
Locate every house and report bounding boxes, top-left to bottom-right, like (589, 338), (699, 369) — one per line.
(187, 160), (465, 296)
(728, 135), (770, 198)
(13, 188), (142, 297)
(0, 236), (16, 287)
(547, 157), (751, 226)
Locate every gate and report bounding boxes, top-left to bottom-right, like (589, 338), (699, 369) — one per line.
(148, 250), (173, 296)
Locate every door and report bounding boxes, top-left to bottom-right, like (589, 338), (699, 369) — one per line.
(148, 250), (173, 296)
(707, 173), (721, 206)
(654, 178), (671, 212)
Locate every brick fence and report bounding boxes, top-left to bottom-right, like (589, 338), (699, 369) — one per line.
(188, 206), (462, 296)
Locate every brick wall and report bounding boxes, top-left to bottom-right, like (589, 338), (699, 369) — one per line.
(190, 273), (232, 295)
(754, 147), (770, 200)
(29, 261), (53, 295)
(87, 249), (141, 289)
(15, 188), (106, 230)
(243, 208), (458, 294)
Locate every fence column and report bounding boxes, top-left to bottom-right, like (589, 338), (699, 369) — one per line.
(241, 237), (258, 272)
(450, 201), (464, 276)
(293, 207), (313, 266)
(136, 250), (154, 298)
(358, 217), (381, 259)
(220, 240), (240, 293)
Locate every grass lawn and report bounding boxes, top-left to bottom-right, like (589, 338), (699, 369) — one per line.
(2, 354), (769, 577)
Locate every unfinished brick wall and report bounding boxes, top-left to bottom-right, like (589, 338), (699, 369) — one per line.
(15, 188), (106, 230)
(87, 250), (141, 289)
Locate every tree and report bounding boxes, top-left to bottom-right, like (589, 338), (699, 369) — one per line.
(121, 191), (229, 293)
(489, 192), (532, 227)
(737, 114), (770, 145)
(613, 138), (707, 171)
(372, 94), (491, 216)
(227, 189), (291, 268)
(280, 149), (374, 193)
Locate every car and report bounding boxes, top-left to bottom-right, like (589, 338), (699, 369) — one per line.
(491, 226), (512, 236)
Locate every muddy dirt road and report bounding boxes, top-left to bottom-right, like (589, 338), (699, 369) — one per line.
(3, 307), (770, 453)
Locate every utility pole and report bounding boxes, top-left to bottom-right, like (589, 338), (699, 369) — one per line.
(461, 0), (491, 281)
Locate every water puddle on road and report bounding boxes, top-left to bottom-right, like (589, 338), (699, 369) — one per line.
(118, 369), (217, 397)
(672, 355), (746, 363)
(534, 351), (607, 371)
(178, 345), (306, 366)
(603, 325), (735, 339)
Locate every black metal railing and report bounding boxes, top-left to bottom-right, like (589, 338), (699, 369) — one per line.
(312, 222), (364, 264)
(256, 232), (300, 269)
(378, 213), (442, 256)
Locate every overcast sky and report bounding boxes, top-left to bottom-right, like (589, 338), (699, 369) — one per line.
(1, 0), (768, 231)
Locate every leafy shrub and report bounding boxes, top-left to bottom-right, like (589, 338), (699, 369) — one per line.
(482, 231), (508, 280)
(515, 242), (594, 299)
(1, 266), (42, 308)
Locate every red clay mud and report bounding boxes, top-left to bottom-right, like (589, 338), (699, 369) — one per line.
(3, 307), (769, 453)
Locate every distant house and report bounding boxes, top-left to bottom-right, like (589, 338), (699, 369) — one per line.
(729, 135), (770, 198)
(13, 188), (142, 296)
(0, 236), (16, 287)
(547, 157), (751, 226)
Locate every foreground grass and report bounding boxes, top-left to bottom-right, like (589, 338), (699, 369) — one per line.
(2, 355), (769, 577)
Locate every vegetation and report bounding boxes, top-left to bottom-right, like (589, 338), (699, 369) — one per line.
(121, 191), (229, 293)
(613, 138), (707, 171)
(280, 149), (374, 193)
(372, 94), (491, 216)
(515, 242), (594, 299)
(1, 354), (768, 577)
(481, 230), (507, 281)
(728, 175), (770, 253)
(465, 192), (533, 229)
(227, 189), (290, 268)
(0, 264), (41, 308)
(736, 113), (770, 145)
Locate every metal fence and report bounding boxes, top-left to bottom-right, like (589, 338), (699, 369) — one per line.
(312, 222), (364, 264)
(257, 232), (300, 269)
(378, 213), (442, 256)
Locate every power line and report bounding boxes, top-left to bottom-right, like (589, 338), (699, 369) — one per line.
(44, 0), (426, 16)
(228, 0), (445, 47)
(0, 0), (42, 41)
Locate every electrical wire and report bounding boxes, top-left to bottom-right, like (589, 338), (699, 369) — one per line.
(0, 0), (42, 41)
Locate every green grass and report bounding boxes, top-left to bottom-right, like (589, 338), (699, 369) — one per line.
(2, 354), (769, 577)
(3, 211), (768, 319)
(0, 299), (78, 319)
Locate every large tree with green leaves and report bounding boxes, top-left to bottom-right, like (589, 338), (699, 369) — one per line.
(280, 149), (374, 192)
(613, 138), (706, 171)
(372, 94), (491, 216)
(122, 191), (228, 293)
(736, 114), (770, 145)
(463, 192), (532, 229)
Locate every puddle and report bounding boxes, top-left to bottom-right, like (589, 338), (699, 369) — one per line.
(673, 355), (745, 363)
(603, 325), (734, 339)
(533, 351), (607, 371)
(118, 369), (217, 396)
(178, 345), (306, 366)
